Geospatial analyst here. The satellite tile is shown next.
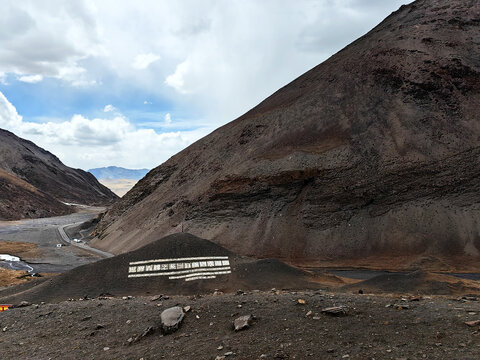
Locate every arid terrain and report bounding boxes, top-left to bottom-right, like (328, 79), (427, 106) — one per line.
(1, 290), (480, 359)
(99, 179), (140, 197)
(1, 0), (480, 359)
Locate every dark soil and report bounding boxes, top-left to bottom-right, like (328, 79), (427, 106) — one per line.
(1, 290), (479, 359)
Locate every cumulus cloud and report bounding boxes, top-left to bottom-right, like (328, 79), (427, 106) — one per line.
(103, 104), (116, 112)
(0, 91), (23, 128)
(132, 53), (161, 70)
(0, 0), (102, 86)
(0, 1), (410, 119)
(164, 113), (171, 124)
(0, 91), (208, 169)
(18, 74), (43, 83)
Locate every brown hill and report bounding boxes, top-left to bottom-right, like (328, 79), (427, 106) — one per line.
(93, 0), (480, 268)
(0, 129), (118, 220)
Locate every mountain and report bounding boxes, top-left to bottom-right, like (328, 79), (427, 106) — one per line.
(92, 0), (480, 268)
(0, 129), (118, 220)
(88, 166), (150, 180)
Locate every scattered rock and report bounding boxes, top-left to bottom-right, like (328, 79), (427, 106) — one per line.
(160, 306), (184, 334)
(297, 299), (306, 305)
(183, 306), (191, 313)
(234, 315), (254, 331)
(15, 301), (31, 308)
(81, 315), (92, 321)
(465, 320), (480, 327)
(150, 295), (163, 301)
(103, 347), (110, 351)
(321, 306), (347, 316)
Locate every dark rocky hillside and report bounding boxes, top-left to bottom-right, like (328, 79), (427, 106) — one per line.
(0, 129), (118, 220)
(93, 0), (480, 268)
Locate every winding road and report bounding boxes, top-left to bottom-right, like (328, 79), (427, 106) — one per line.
(57, 222), (113, 258)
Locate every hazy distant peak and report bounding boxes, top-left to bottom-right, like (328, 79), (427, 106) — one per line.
(88, 167), (150, 181)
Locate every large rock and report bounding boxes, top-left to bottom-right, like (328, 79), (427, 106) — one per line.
(160, 306), (184, 334)
(93, 0), (480, 268)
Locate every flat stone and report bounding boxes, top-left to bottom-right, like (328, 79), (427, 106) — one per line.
(321, 306), (347, 316)
(160, 306), (184, 334)
(465, 319), (480, 327)
(234, 314), (254, 331)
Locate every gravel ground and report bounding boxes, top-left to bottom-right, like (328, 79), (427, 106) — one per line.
(0, 290), (479, 359)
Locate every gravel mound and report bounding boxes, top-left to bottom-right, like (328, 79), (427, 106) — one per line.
(0, 233), (319, 303)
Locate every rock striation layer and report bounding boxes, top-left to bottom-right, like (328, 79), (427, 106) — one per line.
(93, 0), (480, 266)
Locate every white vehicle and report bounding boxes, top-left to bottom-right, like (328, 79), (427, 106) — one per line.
(73, 238), (81, 243)
(56, 244), (63, 248)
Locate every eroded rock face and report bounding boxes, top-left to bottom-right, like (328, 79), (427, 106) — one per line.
(93, 0), (480, 265)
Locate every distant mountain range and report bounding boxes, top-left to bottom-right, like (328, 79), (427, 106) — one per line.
(0, 129), (118, 220)
(88, 166), (150, 180)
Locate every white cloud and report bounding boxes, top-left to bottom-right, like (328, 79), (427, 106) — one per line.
(0, 1), (410, 120)
(0, 90), (209, 169)
(103, 104), (116, 112)
(164, 113), (171, 124)
(0, 91), (23, 129)
(0, 0), (102, 86)
(18, 74), (43, 83)
(143, 100), (152, 105)
(132, 53), (161, 70)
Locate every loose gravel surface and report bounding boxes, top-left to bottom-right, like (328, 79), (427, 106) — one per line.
(1, 290), (479, 359)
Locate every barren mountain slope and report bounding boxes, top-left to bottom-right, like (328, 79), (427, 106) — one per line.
(0, 129), (118, 220)
(93, 0), (480, 267)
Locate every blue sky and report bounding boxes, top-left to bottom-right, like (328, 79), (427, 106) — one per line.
(0, 0), (411, 170)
